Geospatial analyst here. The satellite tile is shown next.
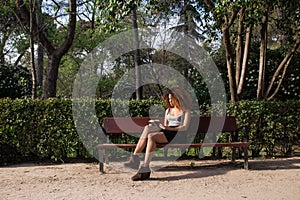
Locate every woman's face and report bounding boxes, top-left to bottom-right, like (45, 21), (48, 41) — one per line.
(168, 93), (176, 107)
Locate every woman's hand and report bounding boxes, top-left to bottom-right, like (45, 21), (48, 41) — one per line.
(159, 124), (166, 130)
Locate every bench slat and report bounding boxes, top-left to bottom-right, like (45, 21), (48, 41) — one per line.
(97, 142), (251, 149)
(196, 116), (237, 132)
(103, 117), (153, 134)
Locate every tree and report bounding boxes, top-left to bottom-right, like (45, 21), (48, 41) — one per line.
(132, 6), (143, 100)
(204, 0), (249, 102)
(36, 0), (44, 97)
(262, 1), (300, 100)
(99, 0), (144, 99)
(54, 0), (126, 98)
(0, 2), (28, 65)
(204, 0), (300, 101)
(28, 0), (37, 98)
(13, 0), (77, 98)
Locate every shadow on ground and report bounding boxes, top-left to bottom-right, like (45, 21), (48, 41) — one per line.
(149, 157), (300, 181)
(249, 157), (300, 170)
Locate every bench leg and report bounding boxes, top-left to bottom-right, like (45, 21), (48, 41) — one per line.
(98, 149), (105, 174)
(164, 148), (168, 158)
(99, 161), (104, 173)
(243, 146), (249, 170)
(231, 147), (236, 162)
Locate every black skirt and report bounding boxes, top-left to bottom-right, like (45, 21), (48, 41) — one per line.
(162, 126), (178, 143)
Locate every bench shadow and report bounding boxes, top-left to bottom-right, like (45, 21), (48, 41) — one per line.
(248, 158), (300, 171)
(148, 157), (300, 181)
(149, 170), (227, 181)
(149, 161), (240, 181)
(0, 158), (99, 168)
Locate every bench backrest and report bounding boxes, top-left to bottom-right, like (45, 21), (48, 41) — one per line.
(196, 116), (237, 132)
(103, 117), (152, 134)
(102, 116), (237, 134)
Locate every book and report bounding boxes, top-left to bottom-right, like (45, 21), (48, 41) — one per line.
(148, 119), (160, 126)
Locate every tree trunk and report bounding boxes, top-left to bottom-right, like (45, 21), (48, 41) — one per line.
(257, 5), (269, 100)
(235, 7), (245, 87)
(0, 38), (6, 63)
(132, 7), (142, 100)
(44, 54), (61, 98)
(222, 25), (237, 102)
(29, 0), (37, 99)
(36, 0), (44, 96)
(14, 52), (25, 66)
(237, 25), (252, 97)
(204, 0), (239, 102)
(182, 0), (189, 78)
(37, 44), (44, 90)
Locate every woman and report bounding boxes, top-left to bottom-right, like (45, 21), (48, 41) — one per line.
(124, 86), (192, 181)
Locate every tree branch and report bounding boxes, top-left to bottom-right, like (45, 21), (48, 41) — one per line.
(265, 38), (300, 99)
(56, 0), (76, 56)
(267, 57), (291, 100)
(15, 0), (55, 54)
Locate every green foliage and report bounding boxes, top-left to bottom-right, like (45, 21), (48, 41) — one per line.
(0, 98), (84, 164)
(0, 98), (162, 165)
(96, 0), (135, 33)
(0, 98), (299, 165)
(0, 64), (32, 98)
(227, 100), (300, 157)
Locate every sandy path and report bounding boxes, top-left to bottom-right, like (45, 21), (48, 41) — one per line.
(1, 157), (300, 200)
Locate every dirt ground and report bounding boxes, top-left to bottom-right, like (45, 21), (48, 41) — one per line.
(1, 157), (300, 200)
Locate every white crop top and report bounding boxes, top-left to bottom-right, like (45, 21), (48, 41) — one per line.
(167, 112), (184, 127)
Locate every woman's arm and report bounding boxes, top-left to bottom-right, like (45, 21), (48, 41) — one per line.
(163, 109), (169, 127)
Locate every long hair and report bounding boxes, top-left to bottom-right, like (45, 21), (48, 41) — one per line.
(162, 86), (192, 111)
(170, 86), (193, 110)
(162, 92), (181, 109)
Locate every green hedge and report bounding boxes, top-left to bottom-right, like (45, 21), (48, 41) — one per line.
(0, 98), (299, 165)
(227, 100), (300, 157)
(0, 98), (83, 164)
(0, 98), (162, 165)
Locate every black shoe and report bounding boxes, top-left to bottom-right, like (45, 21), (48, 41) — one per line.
(131, 166), (151, 181)
(124, 154), (140, 169)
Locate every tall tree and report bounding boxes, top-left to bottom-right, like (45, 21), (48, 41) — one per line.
(13, 0), (77, 98)
(256, 2), (269, 100)
(204, 0), (239, 102)
(99, 0), (144, 99)
(132, 6), (142, 100)
(29, 0), (37, 98)
(36, 0), (44, 96)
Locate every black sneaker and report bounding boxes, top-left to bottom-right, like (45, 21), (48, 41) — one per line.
(131, 166), (151, 181)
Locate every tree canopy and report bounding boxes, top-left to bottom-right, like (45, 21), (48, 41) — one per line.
(0, 0), (299, 101)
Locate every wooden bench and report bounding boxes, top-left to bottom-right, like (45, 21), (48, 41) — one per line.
(97, 116), (251, 173)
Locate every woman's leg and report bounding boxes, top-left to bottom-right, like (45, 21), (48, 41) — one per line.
(131, 132), (168, 181)
(124, 125), (152, 169)
(142, 132), (168, 167)
(133, 125), (151, 155)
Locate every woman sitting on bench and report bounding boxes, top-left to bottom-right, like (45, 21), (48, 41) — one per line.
(124, 86), (192, 181)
